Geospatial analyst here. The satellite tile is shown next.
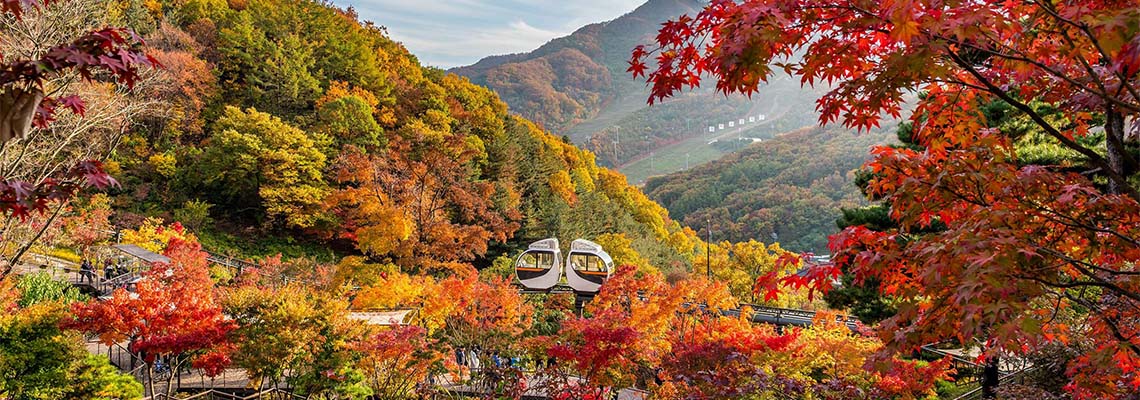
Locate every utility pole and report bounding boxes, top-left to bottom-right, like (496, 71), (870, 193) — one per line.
(706, 218), (712, 279)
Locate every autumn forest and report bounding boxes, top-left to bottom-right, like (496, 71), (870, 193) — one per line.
(1, 0), (1138, 399)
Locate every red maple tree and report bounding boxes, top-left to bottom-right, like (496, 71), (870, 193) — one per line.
(635, 1), (1139, 397)
(0, 0), (156, 274)
(67, 238), (234, 395)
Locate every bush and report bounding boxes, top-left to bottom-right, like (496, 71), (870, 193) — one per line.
(67, 355), (145, 400)
(478, 255), (515, 282)
(173, 199), (213, 229)
(15, 272), (86, 307)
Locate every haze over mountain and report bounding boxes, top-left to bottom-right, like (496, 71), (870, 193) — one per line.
(451, 0), (830, 183)
(339, 0), (645, 68)
(644, 127), (895, 253)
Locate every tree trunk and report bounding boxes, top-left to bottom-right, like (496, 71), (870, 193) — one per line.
(146, 363), (155, 399)
(982, 355), (1000, 399)
(2, 200), (67, 276)
(166, 356), (181, 396)
(1105, 107), (1135, 195)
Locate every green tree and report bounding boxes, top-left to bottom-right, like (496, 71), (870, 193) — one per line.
(223, 283), (369, 397)
(14, 273), (85, 308)
(0, 303), (79, 400)
(0, 283), (141, 400)
(314, 93), (384, 150)
(216, 12), (321, 116)
(200, 106), (328, 228)
(66, 355), (145, 400)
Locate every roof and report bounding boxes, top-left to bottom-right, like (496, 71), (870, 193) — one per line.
(111, 244), (171, 264)
(347, 309), (415, 326)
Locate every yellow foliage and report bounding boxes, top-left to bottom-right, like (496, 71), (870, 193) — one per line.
(587, 268), (685, 360)
(120, 217), (197, 253)
(352, 271), (434, 310)
(142, 0), (162, 18)
(421, 109), (454, 134)
(330, 190), (414, 257)
(46, 248), (82, 264)
(593, 233), (654, 275)
(667, 227), (698, 258)
(548, 170), (577, 205)
(350, 270), (452, 334)
(773, 320), (882, 386)
(464, 134), (488, 166)
(102, 160), (122, 176)
(570, 166), (595, 192)
(689, 240), (822, 308)
(206, 107), (329, 229)
(317, 81), (380, 110)
(332, 256), (397, 288)
(259, 184), (329, 228)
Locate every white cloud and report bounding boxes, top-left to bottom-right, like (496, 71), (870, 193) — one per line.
(508, 20), (562, 39)
(337, 0), (646, 67)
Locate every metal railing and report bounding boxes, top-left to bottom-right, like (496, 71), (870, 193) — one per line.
(739, 303), (860, 328)
(951, 366), (1039, 400)
(142, 388), (309, 400)
(919, 344), (1033, 392)
(203, 250), (313, 286)
(204, 251), (258, 276)
(514, 281), (857, 329)
(921, 345), (985, 387)
(22, 254), (140, 297)
(92, 339), (149, 374)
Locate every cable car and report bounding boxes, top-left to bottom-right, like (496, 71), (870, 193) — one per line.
(515, 238), (562, 290)
(564, 239), (614, 293)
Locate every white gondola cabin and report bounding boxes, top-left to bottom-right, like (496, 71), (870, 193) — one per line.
(515, 238), (562, 290)
(564, 239), (614, 293)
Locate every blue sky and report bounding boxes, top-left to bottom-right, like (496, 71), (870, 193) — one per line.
(337, 0), (646, 68)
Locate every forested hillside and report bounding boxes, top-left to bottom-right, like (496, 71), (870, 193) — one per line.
(644, 127), (893, 252)
(0, 1), (855, 398)
(452, 0), (824, 171)
(95, 0), (702, 271)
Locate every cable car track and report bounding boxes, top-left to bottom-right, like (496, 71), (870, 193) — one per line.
(511, 238), (855, 328)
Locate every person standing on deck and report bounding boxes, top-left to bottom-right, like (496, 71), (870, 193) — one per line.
(80, 259), (94, 283)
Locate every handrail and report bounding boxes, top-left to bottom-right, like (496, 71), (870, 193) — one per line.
(24, 261), (139, 297)
(920, 344), (1029, 376)
(920, 344), (983, 368)
(141, 388), (310, 400)
(204, 251), (258, 273)
(203, 250), (313, 286)
(951, 366), (1039, 400)
(91, 338), (150, 375)
(740, 302), (860, 326)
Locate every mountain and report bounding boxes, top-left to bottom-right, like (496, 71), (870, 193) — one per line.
(643, 127), (896, 253)
(452, 0), (826, 182)
(94, 0), (703, 272)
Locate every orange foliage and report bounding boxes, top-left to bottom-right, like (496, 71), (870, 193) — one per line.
(67, 239), (233, 376)
(328, 136), (520, 273)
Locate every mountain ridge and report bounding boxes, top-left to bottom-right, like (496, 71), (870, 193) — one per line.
(451, 0), (825, 178)
(450, 0), (708, 136)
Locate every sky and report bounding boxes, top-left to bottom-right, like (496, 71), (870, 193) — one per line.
(337, 0), (646, 68)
